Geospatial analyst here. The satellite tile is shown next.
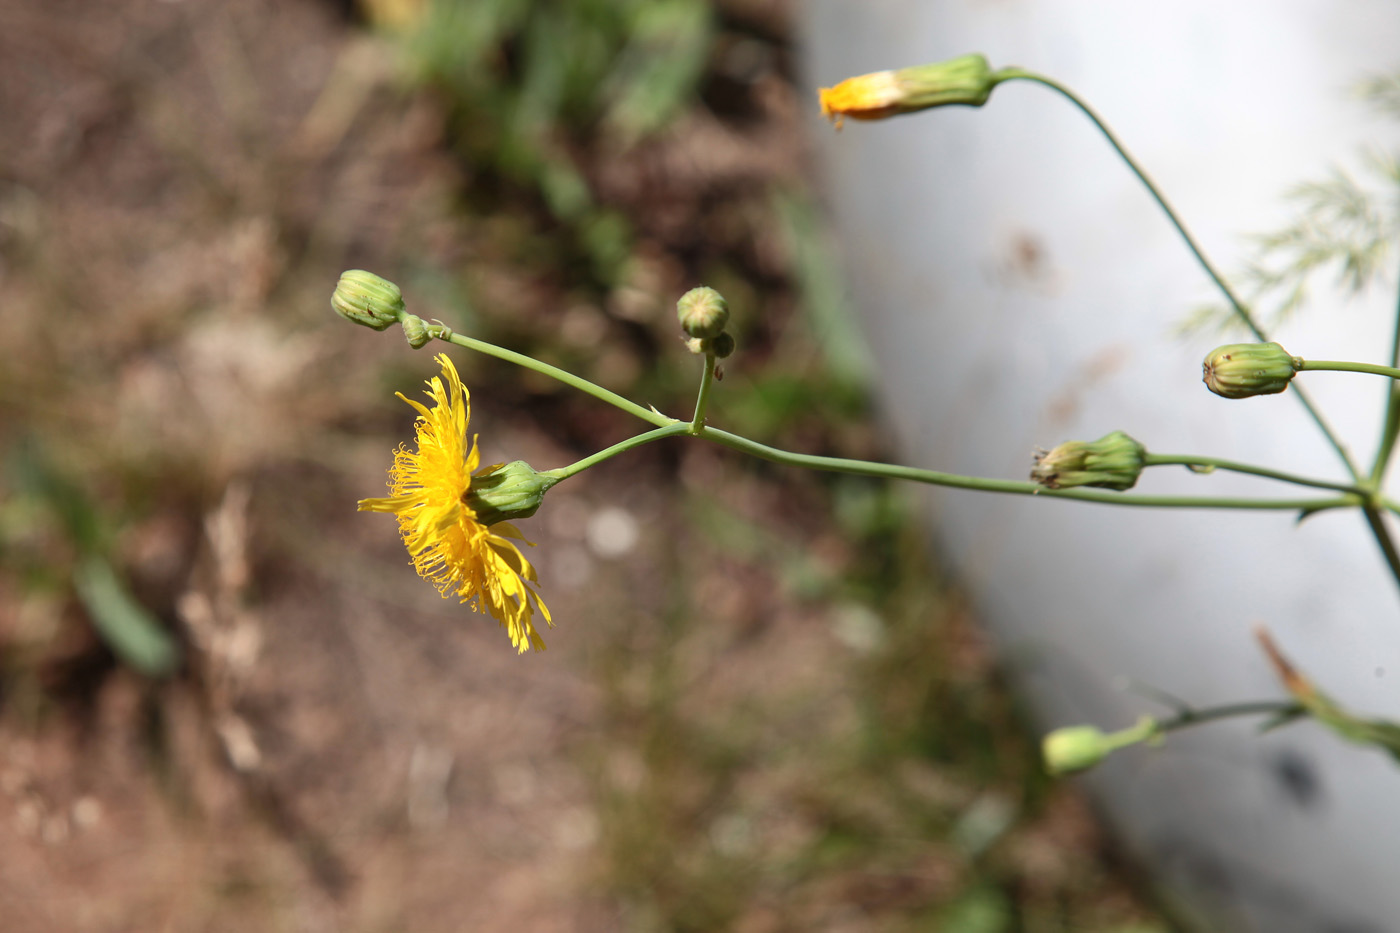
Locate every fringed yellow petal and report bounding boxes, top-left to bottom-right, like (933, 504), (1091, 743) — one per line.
(362, 353), (552, 652)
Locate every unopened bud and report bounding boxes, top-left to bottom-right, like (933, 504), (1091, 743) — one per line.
(401, 314), (431, 349)
(465, 461), (558, 527)
(1202, 342), (1300, 399)
(332, 270), (405, 331)
(677, 287), (730, 339)
(683, 331), (736, 358)
(819, 54), (999, 127)
(1042, 726), (1112, 775)
(1031, 430), (1146, 491)
(1043, 717), (1159, 776)
(710, 331), (735, 359)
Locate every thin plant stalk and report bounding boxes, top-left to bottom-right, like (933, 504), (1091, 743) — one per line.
(434, 325), (672, 429)
(1299, 360), (1400, 380)
(1143, 454), (1364, 495)
(1370, 253), (1400, 483)
(1156, 699), (1305, 735)
(695, 425), (1354, 512)
(690, 352), (718, 433)
(428, 326), (1366, 513)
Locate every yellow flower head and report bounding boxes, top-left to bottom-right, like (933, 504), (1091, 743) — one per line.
(359, 353), (552, 653)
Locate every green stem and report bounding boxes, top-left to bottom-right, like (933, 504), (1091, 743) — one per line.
(1372, 386), (1400, 485)
(993, 69), (1361, 482)
(1361, 505), (1400, 600)
(1299, 359), (1400, 380)
(1156, 699), (1305, 734)
(1369, 256), (1400, 483)
(429, 322), (1358, 513)
(542, 423), (691, 482)
(995, 71), (1262, 339)
(1143, 453), (1362, 494)
(432, 326), (674, 428)
(690, 352), (717, 433)
(696, 425), (1355, 512)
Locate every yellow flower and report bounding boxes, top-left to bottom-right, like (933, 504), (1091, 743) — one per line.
(359, 353), (552, 653)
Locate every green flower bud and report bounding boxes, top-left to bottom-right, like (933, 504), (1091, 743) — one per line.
(332, 270), (405, 331)
(1042, 717), (1160, 776)
(1031, 430), (1147, 491)
(465, 461), (558, 527)
(710, 331), (735, 360)
(401, 313), (431, 349)
(1042, 726), (1112, 775)
(1202, 342), (1301, 399)
(682, 332), (736, 358)
(677, 286), (730, 339)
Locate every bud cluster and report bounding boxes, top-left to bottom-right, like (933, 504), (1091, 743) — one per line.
(677, 287), (736, 359)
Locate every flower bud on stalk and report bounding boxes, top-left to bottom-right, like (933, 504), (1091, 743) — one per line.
(401, 313), (431, 349)
(332, 270), (405, 331)
(1031, 430), (1147, 491)
(1042, 726), (1114, 775)
(677, 287), (730, 338)
(819, 54), (998, 127)
(1042, 717), (1160, 776)
(465, 460), (559, 527)
(684, 331), (737, 359)
(1202, 342), (1301, 399)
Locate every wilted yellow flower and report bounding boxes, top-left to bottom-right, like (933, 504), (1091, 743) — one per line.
(819, 71), (907, 126)
(818, 54), (997, 128)
(359, 353), (552, 653)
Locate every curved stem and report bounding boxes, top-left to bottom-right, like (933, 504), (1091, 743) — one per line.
(543, 423), (691, 482)
(697, 425), (1356, 512)
(993, 69), (1361, 482)
(1144, 453), (1362, 494)
(995, 71), (1261, 339)
(433, 326), (673, 428)
(1299, 359), (1400, 380)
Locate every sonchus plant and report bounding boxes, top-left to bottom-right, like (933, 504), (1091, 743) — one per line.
(335, 54), (1400, 772)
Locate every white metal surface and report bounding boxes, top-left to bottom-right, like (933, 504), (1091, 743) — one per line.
(800, 4), (1400, 930)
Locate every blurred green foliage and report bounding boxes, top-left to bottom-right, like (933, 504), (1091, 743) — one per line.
(1180, 71), (1400, 335)
(0, 1), (1175, 928)
(398, 0), (713, 282)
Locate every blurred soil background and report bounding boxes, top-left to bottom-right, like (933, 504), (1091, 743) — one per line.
(0, 1), (1174, 930)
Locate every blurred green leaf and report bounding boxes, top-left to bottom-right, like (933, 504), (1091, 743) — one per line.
(602, 0), (713, 144)
(9, 438), (102, 552)
(939, 885), (1013, 933)
(73, 554), (180, 678)
(772, 189), (873, 388)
